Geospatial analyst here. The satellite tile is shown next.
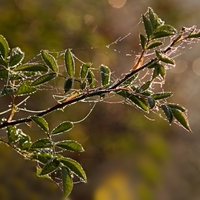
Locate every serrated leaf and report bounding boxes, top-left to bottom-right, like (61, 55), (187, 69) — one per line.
(9, 47), (24, 67)
(51, 121), (74, 135)
(167, 103), (186, 112)
(148, 97), (156, 109)
(31, 138), (52, 149)
(152, 92), (173, 100)
(148, 7), (164, 29)
(17, 81), (36, 96)
(80, 62), (91, 79)
(56, 140), (84, 152)
(156, 51), (175, 65)
(171, 108), (192, 132)
(64, 49), (75, 77)
(100, 65), (111, 87)
(0, 35), (9, 58)
(40, 157), (60, 175)
(31, 116), (49, 133)
(64, 78), (74, 93)
(146, 41), (162, 49)
(128, 94), (149, 112)
(140, 34), (147, 49)
(62, 167), (73, 197)
(60, 157), (87, 182)
(161, 104), (173, 123)
(151, 25), (177, 39)
(14, 63), (48, 72)
(142, 15), (153, 39)
(41, 50), (58, 73)
(87, 70), (95, 88)
(31, 72), (56, 86)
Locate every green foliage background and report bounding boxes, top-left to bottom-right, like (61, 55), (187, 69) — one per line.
(1, 0), (200, 199)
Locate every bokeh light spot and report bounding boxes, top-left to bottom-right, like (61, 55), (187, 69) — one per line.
(108, 0), (127, 9)
(170, 60), (187, 74)
(192, 57), (200, 75)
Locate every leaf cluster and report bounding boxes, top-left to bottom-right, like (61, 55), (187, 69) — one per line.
(0, 7), (200, 197)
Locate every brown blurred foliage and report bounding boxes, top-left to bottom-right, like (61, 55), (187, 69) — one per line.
(1, 0), (200, 200)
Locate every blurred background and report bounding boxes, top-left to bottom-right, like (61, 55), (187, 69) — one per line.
(1, 0), (200, 199)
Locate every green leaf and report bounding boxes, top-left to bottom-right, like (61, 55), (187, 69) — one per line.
(140, 34), (147, 49)
(1, 85), (16, 96)
(161, 104), (173, 123)
(51, 121), (74, 135)
(158, 64), (166, 78)
(31, 116), (49, 133)
(64, 49), (75, 77)
(14, 63), (48, 72)
(148, 7), (164, 29)
(87, 70), (95, 88)
(80, 62), (91, 79)
(31, 72), (56, 86)
(0, 35), (9, 58)
(32, 152), (53, 164)
(17, 81), (36, 96)
(128, 94), (149, 112)
(0, 69), (8, 79)
(62, 167), (73, 197)
(146, 41), (162, 49)
(148, 97), (156, 109)
(31, 138), (52, 149)
(141, 81), (151, 91)
(7, 126), (18, 142)
(36, 167), (52, 181)
(171, 108), (192, 132)
(18, 132), (31, 150)
(60, 157), (87, 182)
(167, 103), (186, 112)
(9, 47), (24, 67)
(152, 92), (173, 100)
(55, 140), (84, 152)
(0, 55), (7, 67)
(142, 15), (153, 39)
(156, 51), (175, 65)
(100, 65), (111, 87)
(151, 25), (177, 39)
(64, 78), (74, 93)
(41, 50), (58, 73)
(188, 31), (200, 38)
(40, 157), (60, 175)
